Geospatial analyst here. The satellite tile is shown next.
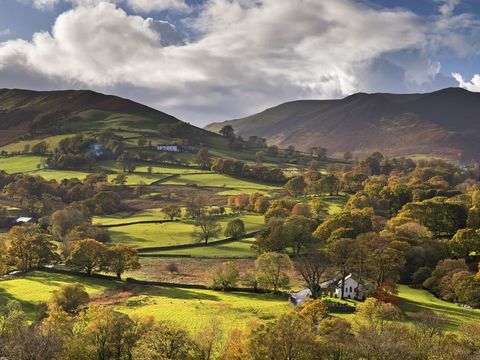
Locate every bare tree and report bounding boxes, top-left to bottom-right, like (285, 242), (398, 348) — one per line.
(298, 250), (331, 299)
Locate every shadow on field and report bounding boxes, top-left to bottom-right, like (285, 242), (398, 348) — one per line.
(133, 285), (221, 301)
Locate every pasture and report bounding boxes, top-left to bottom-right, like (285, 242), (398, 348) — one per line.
(397, 284), (480, 331)
(0, 155), (45, 173)
(108, 214), (264, 248)
(142, 237), (257, 258)
(162, 173), (281, 195)
(0, 271), (290, 333)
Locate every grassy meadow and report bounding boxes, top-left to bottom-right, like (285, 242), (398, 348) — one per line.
(0, 271), (289, 333)
(107, 213), (264, 248)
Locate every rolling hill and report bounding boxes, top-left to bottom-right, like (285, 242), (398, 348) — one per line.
(0, 88), (224, 148)
(206, 88), (480, 160)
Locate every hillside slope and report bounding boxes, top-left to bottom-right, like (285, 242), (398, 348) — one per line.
(206, 88), (480, 160)
(0, 88), (222, 147)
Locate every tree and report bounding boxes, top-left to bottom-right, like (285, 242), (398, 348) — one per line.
(247, 313), (320, 359)
(49, 283), (89, 313)
(224, 219), (246, 239)
(185, 194), (206, 218)
(192, 215), (222, 245)
(7, 225), (58, 271)
(105, 244), (141, 280)
(328, 238), (355, 299)
(219, 125), (235, 139)
(255, 252), (292, 292)
(31, 141), (48, 155)
(253, 219), (289, 253)
(449, 228), (480, 259)
(117, 151), (136, 173)
(356, 297), (401, 332)
(298, 299), (329, 326)
(284, 176), (306, 196)
(162, 204), (181, 220)
(298, 250), (331, 298)
(284, 215), (315, 255)
(133, 321), (194, 360)
(65, 238), (107, 275)
(310, 198), (329, 223)
(194, 146), (210, 168)
(137, 138), (147, 148)
(111, 174), (127, 185)
(208, 261), (239, 290)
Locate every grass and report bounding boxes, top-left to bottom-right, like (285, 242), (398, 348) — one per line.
(0, 271), (290, 333)
(0, 155), (46, 173)
(118, 286), (289, 334)
(0, 134), (75, 153)
(397, 284), (480, 331)
(93, 209), (169, 225)
(162, 173), (280, 195)
(0, 271), (115, 318)
(142, 237), (258, 258)
(109, 214), (264, 248)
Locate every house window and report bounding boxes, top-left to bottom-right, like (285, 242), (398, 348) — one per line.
(349, 286), (353, 292)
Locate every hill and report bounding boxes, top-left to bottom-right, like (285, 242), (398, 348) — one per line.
(0, 88), (223, 148)
(206, 88), (480, 160)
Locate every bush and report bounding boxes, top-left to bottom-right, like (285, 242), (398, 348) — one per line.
(166, 262), (179, 274)
(49, 283), (89, 313)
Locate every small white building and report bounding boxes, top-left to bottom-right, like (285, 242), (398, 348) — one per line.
(156, 144), (179, 152)
(333, 274), (366, 300)
(289, 273), (368, 305)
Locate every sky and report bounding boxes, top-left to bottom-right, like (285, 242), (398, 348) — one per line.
(0, 0), (480, 126)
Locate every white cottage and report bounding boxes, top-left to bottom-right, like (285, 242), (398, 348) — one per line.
(289, 273), (368, 305)
(333, 274), (366, 300)
(157, 144), (179, 152)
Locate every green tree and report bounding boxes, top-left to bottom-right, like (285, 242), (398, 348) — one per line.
(66, 239), (107, 275)
(449, 228), (480, 258)
(208, 261), (239, 290)
(105, 244), (141, 280)
(192, 214), (222, 245)
(255, 252), (292, 292)
(284, 215), (315, 255)
(7, 225), (58, 271)
(219, 125), (235, 139)
(284, 176), (306, 196)
(224, 218), (246, 239)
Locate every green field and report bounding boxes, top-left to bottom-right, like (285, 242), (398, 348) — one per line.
(109, 214), (264, 248)
(118, 286), (289, 333)
(162, 173), (281, 195)
(93, 208), (169, 225)
(0, 272), (115, 317)
(0, 271), (289, 333)
(0, 134), (75, 153)
(0, 155), (46, 173)
(142, 237), (257, 258)
(397, 284), (480, 331)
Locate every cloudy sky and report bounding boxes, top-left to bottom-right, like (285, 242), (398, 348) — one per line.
(0, 0), (480, 126)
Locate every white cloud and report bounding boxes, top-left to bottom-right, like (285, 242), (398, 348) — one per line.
(453, 72), (480, 91)
(126, 0), (189, 13)
(435, 0), (461, 16)
(1, 0), (477, 125)
(20, 0), (189, 12)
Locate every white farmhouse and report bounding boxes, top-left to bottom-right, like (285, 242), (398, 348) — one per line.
(156, 144), (179, 152)
(333, 274), (366, 300)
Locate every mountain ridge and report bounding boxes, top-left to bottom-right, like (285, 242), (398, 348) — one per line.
(205, 88), (480, 160)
